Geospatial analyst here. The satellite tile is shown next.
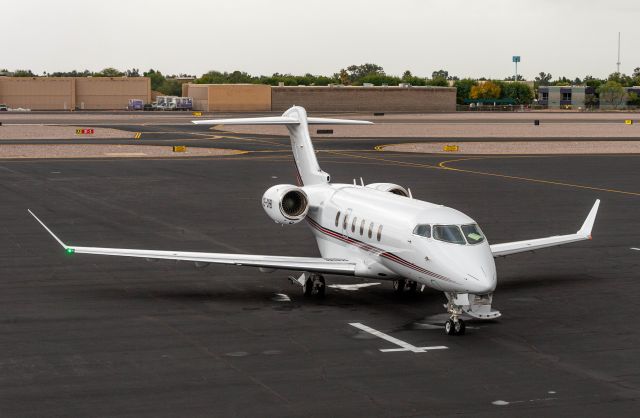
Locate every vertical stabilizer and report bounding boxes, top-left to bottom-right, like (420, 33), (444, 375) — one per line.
(282, 106), (329, 186)
(192, 106), (372, 186)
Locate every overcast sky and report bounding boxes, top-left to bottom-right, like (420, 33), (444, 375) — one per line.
(4, 0), (639, 80)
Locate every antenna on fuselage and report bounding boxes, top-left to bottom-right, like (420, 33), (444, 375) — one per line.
(360, 177), (364, 186)
(408, 188), (413, 199)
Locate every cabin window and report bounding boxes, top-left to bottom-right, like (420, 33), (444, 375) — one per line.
(433, 225), (466, 245)
(360, 219), (365, 235)
(377, 225), (383, 241)
(343, 213), (349, 230)
(335, 211), (341, 227)
(412, 224), (431, 238)
(461, 224), (485, 244)
(351, 217), (358, 233)
(368, 222), (374, 238)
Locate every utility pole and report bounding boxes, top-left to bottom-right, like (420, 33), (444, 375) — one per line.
(616, 32), (621, 73)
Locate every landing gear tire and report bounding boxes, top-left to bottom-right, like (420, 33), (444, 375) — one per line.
(315, 276), (326, 298)
(303, 274), (325, 298)
(393, 279), (406, 294)
(445, 319), (465, 336)
(407, 281), (418, 293)
(445, 320), (455, 335)
(303, 278), (313, 297)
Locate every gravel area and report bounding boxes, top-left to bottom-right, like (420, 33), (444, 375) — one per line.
(0, 125), (134, 139)
(0, 144), (244, 159)
(381, 141), (640, 154)
(220, 122), (640, 139)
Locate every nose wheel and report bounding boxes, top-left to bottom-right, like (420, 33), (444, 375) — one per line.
(444, 318), (465, 336)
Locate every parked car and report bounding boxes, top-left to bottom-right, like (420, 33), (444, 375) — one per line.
(0, 104), (8, 111)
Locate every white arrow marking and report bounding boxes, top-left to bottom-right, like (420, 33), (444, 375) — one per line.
(349, 322), (448, 353)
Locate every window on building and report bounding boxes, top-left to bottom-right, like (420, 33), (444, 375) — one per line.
(335, 211), (341, 227)
(542, 92), (549, 101)
(561, 92), (572, 101)
(377, 225), (383, 241)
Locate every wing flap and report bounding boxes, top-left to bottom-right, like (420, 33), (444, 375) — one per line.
(490, 199), (600, 258)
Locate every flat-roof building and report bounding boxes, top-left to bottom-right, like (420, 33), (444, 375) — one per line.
(0, 77), (151, 110)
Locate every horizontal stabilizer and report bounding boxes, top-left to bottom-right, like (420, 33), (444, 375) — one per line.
(192, 116), (372, 125)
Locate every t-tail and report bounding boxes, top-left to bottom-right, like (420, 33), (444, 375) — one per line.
(192, 106), (372, 185)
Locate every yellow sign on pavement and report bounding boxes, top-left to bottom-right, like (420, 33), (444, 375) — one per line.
(192, 112), (202, 117)
(624, 119), (633, 125)
(443, 144), (459, 152)
(173, 145), (187, 153)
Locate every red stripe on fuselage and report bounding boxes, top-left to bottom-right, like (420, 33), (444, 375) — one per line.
(306, 217), (454, 283)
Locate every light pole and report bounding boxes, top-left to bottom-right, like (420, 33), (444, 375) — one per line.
(512, 56), (521, 80)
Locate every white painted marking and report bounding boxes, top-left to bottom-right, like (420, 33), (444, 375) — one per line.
(492, 400), (509, 406)
(329, 283), (380, 291)
(349, 322), (448, 353)
(631, 248), (640, 251)
(272, 293), (291, 302)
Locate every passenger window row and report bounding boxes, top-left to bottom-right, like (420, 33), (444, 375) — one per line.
(335, 210), (383, 242)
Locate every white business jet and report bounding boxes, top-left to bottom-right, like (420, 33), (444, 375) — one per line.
(29, 106), (600, 336)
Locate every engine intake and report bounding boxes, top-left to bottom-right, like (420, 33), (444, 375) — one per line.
(262, 184), (309, 224)
(366, 182), (409, 197)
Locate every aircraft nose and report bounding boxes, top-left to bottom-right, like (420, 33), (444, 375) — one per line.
(464, 262), (496, 294)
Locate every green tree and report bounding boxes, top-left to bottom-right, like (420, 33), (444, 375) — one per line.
(426, 76), (449, 87)
(144, 69), (166, 91)
(501, 82), (533, 104)
(627, 92), (640, 107)
(432, 69), (449, 79)
(341, 63), (385, 84)
(125, 68), (140, 77)
(534, 72), (552, 87)
(13, 69), (36, 77)
(453, 79), (477, 104)
(360, 73), (401, 86)
(598, 80), (626, 109)
(95, 67), (124, 77)
(608, 72), (634, 87)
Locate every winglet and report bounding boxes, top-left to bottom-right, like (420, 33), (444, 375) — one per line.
(27, 209), (69, 250)
(577, 199), (600, 237)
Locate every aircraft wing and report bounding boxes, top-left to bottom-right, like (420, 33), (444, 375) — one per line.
(490, 200), (600, 258)
(28, 210), (356, 275)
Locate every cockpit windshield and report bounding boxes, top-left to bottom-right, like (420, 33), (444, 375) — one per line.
(412, 224), (431, 238)
(461, 224), (485, 244)
(433, 225), (466, 245)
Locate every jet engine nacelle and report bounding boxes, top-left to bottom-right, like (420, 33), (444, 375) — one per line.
(366, 183), (409, 197)
(262, 184), (309, 224)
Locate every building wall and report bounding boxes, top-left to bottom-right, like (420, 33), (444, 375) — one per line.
(0, 77), (75, 110)
(185, 84), (211, 111)
(208, 84), (271, 112)
(0, 77), (150, 110)
(75, 77), (150, 110)
(271, 86), (456, 112)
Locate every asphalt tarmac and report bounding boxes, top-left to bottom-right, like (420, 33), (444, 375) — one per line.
(0, 113), (639, 417)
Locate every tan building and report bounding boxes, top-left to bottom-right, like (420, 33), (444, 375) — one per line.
(183, 84), (455, 113)
(184, 84), (271, 112)
(0, 77), (151, 110)
(272, 86), (456, 112)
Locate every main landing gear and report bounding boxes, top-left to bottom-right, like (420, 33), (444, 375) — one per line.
(392, 279), (418, 294)
(290, 272), (325, 298)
